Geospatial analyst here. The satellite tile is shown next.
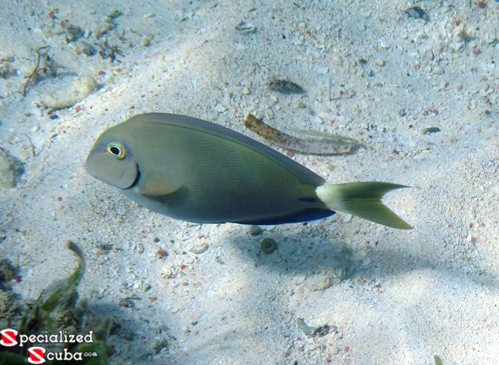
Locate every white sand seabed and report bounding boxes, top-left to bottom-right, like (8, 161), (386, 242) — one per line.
(0, 1), (497, 364)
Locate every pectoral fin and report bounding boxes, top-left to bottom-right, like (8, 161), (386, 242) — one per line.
(138, 172), (184, 203)
(141, 185), (188, 206)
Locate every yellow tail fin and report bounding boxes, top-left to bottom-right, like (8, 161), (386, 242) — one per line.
(316, 182), (412, 229)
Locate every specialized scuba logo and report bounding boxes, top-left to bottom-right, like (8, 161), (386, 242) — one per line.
(1, 328), (96, 363)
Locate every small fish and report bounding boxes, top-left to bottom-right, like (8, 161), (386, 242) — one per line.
(244, 113), (361, 155)
(86, 113), (412, 228)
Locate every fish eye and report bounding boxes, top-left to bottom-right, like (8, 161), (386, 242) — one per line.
(107, 142), (126, 159)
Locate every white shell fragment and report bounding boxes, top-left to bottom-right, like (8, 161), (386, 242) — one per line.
(41, 76), (99, 110)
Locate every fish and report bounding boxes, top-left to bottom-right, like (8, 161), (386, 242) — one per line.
(86, 113), (412, 229)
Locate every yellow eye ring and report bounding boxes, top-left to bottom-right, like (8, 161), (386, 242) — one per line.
(107, 142), (126, 159)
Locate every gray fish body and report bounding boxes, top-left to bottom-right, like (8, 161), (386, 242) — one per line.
(86, 113), (333, 225)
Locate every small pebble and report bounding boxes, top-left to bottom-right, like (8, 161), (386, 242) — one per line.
(0, 57), (17, 79)
(76, 40), (97, 56)
(297, 318), (333, 337)
(268, 79), (305, 94)
(405, 6), (430, 22)
(190, 242), (209, 254)
(235, 21), (257, 33)
(96, 244), (113, 255)
(423, 127), (441, 135)
(0, 259), (16, 282)
(249, 225), (263, 236)
(0, 148), (24, 188)
(61, 20), (84, 42)
(141, 35), (153, 47)
(119, 297), (135, 308)
(312, 324), (331, 337)
(160, 267), (173, 280)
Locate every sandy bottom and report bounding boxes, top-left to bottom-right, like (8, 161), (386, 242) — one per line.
(1, 1), (497, 364)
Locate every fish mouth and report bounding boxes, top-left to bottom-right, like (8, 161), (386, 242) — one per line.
(126, 163), (141, 190)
